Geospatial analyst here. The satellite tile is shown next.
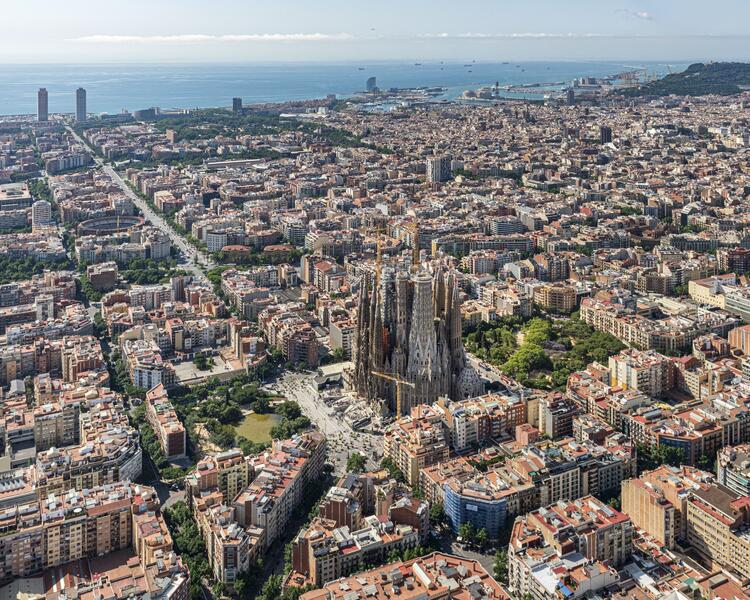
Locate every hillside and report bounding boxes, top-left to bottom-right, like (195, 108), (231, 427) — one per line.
(619, 62), (750, 97)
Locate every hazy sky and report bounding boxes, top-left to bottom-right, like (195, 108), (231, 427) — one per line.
(3, 0), (750, 63)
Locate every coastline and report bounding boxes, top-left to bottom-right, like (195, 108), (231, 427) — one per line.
(0, 60), (681, 117)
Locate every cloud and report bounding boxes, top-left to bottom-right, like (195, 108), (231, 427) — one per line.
(418, 32), (615, 39)
(615, 9), (654, 21)
(68, 33), (354, 43)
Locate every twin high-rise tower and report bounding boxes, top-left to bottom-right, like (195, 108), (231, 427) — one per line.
(36, 87), (87, 122)
(76, 88), (87, 122)
(37, 88), (48, 122)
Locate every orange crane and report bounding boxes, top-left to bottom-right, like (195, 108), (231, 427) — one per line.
(371, 370), (414, 418)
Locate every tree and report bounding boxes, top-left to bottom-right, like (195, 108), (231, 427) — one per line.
(346, 452), (367, 473)
(493, 548), (508, 584)
(212, 581), (228, 599)
(276, 400), (302, 420)
(194, 353), (210, 371)
(698, 454), (713, 471)
(233, 576), (247, 599)
(164, 501), (191, 526)
(458, 522), (476, 544)
(257, 575), (282, 600)
(380, 457), (406, 483)
(429, 501), (446, 527)
(476, 528), (489, 550)
(637, 443), (685, 473)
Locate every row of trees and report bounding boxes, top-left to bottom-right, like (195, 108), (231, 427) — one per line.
(164, 501), (215, 600)
(214, 246), (304, 266)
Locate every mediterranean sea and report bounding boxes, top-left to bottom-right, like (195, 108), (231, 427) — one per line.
(0, 61), (684, 116)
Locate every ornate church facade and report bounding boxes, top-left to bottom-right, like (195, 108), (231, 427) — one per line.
(353, 266), (482, 415)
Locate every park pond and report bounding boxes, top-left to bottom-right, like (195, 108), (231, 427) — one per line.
(233, 412), (282, 443)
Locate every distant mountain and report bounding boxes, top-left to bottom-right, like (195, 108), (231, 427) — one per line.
(620, 62), (750, 97)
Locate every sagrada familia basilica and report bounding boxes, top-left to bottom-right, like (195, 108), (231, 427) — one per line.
(352, 266), (483, 415)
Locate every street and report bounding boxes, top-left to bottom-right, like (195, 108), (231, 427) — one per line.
(137, 436), (186, 509)
(466, 353), (527, 394)
(64, 123), (214, 285)
(271, 371), (383, 475)
(437, 528), (496, 575)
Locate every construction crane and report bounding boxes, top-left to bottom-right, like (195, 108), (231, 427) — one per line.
(375, 228), (383, 287)
(362, 221), (421, 289)
(371, 370), (414, 418)
(391, 221), (421, 269)
(407, 221), (420, 268)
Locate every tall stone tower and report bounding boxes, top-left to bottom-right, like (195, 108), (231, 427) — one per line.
(406, 271), (440, 410)
(353, 266), (482, 415)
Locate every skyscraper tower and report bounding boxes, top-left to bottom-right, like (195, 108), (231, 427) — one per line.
(37, 88), (48, 122)
(76, 88), (87, 122)
(232, 97), (243, 113)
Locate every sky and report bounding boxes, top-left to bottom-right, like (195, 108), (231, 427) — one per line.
(3, 0), (750, 63)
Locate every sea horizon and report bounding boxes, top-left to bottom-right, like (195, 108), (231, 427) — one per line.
(0, 60), (685, 117)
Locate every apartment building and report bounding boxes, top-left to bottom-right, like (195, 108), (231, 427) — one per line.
(145, 383), (186, 459)
(728, 324), (750, 356)
(686, 484), (750, 579)
(508, 516), (619, 600)
(533, 282), (577, 313)
(60, 335), (107, 383)
(718, 444), (750, 497)
(289, 516), (419, 588)
(443, 467), (535, 541)
(532, 496), (633, 566)
(538, 393), (578, 439)
(0, 481), (186, 590)
(192, 491), (256, 584)
(298, 552), (507, 600)
(383, 406), (450, 486)
(632, 465), (714, 542)
(121, 338), (176, 390)
(187, 448), (252, 508)
(233, 432), (326, 549)
(580, 295), (738, 353)
(608, 348), (674, 398)
(621, 477), (677, 549)
(433, 394), (526, 451)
